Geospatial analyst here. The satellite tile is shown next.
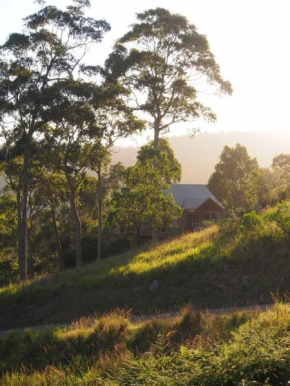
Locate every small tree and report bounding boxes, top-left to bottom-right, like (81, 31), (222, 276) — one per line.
(254, 167), (284, 207)
(109, 141), (183, 243)
(29, 164), (69, 271)
(105, 8), (232, 149)
(208, 143), (260, 213)
(44, 78), (143, 266)
(90, 98), (144, 261)
(272, 154), (290, 175)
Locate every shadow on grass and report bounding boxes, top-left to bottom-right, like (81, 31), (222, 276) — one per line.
(0, 306), (253, 378)
(1, 225), (290, 328)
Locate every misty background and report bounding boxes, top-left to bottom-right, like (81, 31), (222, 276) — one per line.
(111, 132), (290, 183)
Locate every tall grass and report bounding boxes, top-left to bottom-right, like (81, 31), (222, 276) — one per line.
(0, 226), (218, 296)
(2, 305), (290, 385)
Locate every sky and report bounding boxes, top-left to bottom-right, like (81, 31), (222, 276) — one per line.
(1, 0), (290, 146)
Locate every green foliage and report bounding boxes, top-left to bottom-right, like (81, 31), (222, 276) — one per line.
(0, 192), (17, 250)
(3, 306), (290, 385)
(208, 143), (260, 213)
(255, 167), (285, 207)
(0, 192), (18, 285)
(0, 260), (18, 287)
(105, 7), (232, 144)
(240, 211), (264, 231)
(272, 153), (290, 174)
(268, 201), (290, 240)
(108, 140), (183, 241)
(270, 153), (290, 202)
(113, 307), (290, 385)
(0, 0), (111, 279)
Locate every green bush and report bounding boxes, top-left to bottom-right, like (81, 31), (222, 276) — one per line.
(0, 259), (18, 286)
(269, 201), (290, 240)
(240, 211), (263, 231)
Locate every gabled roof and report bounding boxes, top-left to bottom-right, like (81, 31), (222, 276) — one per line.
(169, 184), (224, 210)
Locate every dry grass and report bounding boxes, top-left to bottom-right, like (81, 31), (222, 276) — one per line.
(2, 304), (290, 385)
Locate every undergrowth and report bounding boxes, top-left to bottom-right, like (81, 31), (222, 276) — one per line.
(2, 305), (290, 385)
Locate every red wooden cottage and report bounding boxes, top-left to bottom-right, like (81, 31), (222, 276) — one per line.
(170, 184), (224, 231)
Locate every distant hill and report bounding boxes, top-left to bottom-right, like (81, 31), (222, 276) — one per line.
(112, 131), (290, 183)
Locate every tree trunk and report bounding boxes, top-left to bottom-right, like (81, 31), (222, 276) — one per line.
(151, 228), (159, 243)
(136, 225), (142, 246)
(27, 226), (34, 278)
(16, 183), (26, 281)
(51, 199), (64, 270)
(17, 143), (30, 281)
(152, 119), (160, 242)
(68, 184), (82, 268)
(153, 125), (159, 150)
(97, 163), (102, 262)
(21, 145), (30, 279)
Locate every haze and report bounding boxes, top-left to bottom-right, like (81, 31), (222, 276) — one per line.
(111, 131), (290, 183)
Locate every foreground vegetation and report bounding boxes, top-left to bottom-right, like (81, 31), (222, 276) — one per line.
(2, 201), (290, 329)
(2, 304), (290, 385)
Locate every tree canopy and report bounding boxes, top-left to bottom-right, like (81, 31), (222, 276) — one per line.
(108, 140), (182, 242)
(208, 144), (260, 213)
(0, 0), (110, 279)
(105, 8), (232, 148)
(0, 4), (236, 282)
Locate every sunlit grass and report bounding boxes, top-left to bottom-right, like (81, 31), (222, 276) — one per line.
(2, 304), (290, 385)
(0, 226), (219, 298)
(2, 210), (290, 383)
(110, 226), (218, 277)
(1, 213), (290, 330)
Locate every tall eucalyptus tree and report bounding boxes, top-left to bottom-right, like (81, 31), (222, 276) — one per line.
(0, 0), (110, 280)
(105, 8), (232, 149)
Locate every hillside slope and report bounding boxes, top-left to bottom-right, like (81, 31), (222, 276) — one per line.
(1, 210), (290, 330)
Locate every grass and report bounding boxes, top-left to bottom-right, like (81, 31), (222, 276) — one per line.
(3, 204), (290, 384)
(113, 303), (290, 386)
(1, 304), (290, 385)
(2, 205), (290, 329)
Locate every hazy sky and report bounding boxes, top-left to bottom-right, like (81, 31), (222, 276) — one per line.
(1, 0), (290, 145)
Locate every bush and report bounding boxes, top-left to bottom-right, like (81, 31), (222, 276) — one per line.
(240, 211), (264, 231)
(270, 201), (290, 240)
(0, 259), (18, 286)
(103, 235), (131, 258)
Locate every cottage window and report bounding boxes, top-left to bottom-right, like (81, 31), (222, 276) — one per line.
(204, 213), (210, 221)
(204, 212), (218, 221)
(186, 213), (198, 229)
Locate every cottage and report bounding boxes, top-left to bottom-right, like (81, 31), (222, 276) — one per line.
(140, 184), (224, 238)
(170, 184), (224, 231)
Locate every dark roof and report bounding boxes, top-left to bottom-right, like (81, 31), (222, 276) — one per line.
(169, 184), (224, 210)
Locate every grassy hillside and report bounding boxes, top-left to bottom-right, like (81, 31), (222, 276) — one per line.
(2, 203), (290, 330)
(2, 304), (290, 385)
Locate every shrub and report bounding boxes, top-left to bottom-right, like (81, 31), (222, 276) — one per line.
(269, 201), (290, 240)
(240, 211), (264, 231)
